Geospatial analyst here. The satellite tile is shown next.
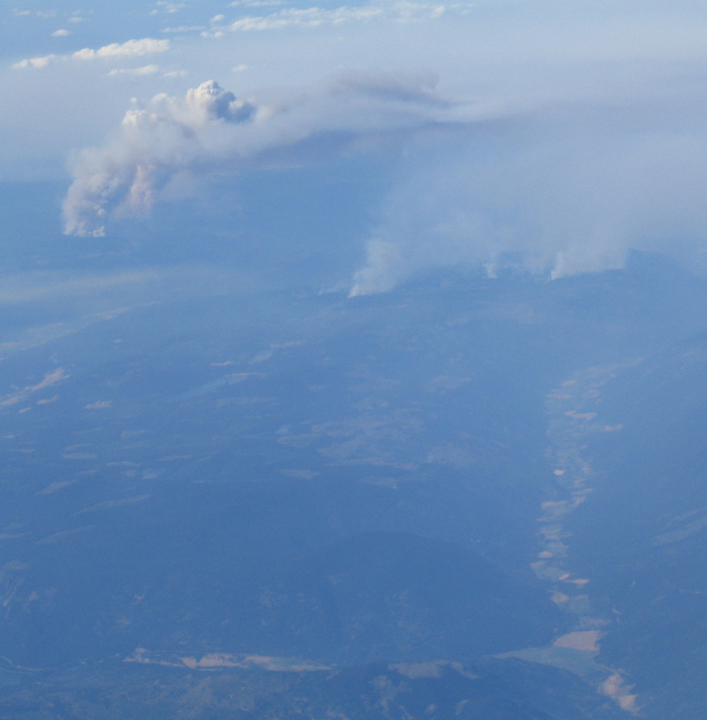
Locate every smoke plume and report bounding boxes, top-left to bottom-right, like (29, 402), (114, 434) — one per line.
(62, 75), (485, 237)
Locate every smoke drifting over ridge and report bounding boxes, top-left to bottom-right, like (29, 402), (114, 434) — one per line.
(63, 71), (707, 293)
(351, 109), (707, 293)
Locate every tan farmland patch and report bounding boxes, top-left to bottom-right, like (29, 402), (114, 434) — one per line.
(553, 631), (601, 652)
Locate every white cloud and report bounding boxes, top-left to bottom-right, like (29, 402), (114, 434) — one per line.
(73, 38), (171, 60)
(152, 1), (186, 13)
(108, 65), (161, 77)
(12, 55), (57, 69)
(160, 26), (205, 33)
(13, 38), (171, 69)
(229, 0), (286, 6)
(51, 29), (71, 37)
(13, 9), (58, 18)
(208, 3), (448, 33)
(232, 63), (249, 72)
(226, 7), (384, 31)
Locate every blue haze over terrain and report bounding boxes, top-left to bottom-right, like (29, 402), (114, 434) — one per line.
(3, 1), (707, 718)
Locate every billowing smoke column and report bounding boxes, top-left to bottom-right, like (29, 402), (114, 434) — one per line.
(63, 81), (256, 237)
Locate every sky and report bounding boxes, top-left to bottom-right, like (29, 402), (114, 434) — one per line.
(3, 0), (707, 292)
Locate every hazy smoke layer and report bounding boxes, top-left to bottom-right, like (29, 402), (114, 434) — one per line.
(64, 74), (707, 292)
(62, 75), (483, 237)
(350, 111), (707, 293)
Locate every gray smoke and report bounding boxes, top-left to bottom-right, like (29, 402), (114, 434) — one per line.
(62, 74), (488, 237)
(351, 105), (707, 293)
(63, 71), (707, 293)
(63, 81), (255, 236)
